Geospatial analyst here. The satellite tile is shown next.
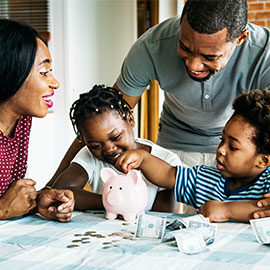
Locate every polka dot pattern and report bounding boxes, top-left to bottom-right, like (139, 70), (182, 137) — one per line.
(0, 116), (32, 197)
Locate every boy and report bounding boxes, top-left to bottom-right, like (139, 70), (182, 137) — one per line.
(116, 89), (270, 222)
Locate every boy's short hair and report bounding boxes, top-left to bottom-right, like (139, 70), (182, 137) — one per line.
(233, 89), (270, 154)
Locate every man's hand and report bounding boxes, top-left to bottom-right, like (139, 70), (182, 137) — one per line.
(199, 200), (230, 222)
(254, 193), (270, 219)
(0, 179), (37, 219)
(38, 189), (74, 222)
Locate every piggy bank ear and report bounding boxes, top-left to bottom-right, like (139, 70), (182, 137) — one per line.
(127, 169), (141, 185)
(100, 168), (118, 183)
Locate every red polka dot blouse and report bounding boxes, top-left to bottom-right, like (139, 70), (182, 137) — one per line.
(0, 116), (32, 197)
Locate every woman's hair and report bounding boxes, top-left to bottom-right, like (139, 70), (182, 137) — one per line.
(0, 19), (41, 103)
(232, 89), (270, 154)
(70, 85), (134, 140)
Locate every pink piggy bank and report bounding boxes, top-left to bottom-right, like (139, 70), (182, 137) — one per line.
(101, 168), (148, 221)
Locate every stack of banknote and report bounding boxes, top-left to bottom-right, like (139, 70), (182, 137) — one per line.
(250, 217), (270, 244)
(135, 213), (217, 254)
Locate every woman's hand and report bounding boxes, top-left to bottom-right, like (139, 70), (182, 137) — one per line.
(0, 179), (37, 219)
(38, 189), (74, 222)
(253, 193), (270, 219)
(199, 200), (230, 222)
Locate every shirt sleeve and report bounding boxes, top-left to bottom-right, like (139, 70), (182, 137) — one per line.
(174, 165), (200, 208)
(71, 146), (95, 183)
(116, 31), (157, 96)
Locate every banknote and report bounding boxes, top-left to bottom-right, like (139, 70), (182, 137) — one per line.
(179, 214), (209, 228)
(188, 220), (217, 245)
(162, 216), (217, 253)
(135, 214), (166, 240)
(169, 228), (208, 254)
(250, 217), (270, 244)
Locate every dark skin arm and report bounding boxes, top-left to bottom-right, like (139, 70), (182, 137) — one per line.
(112, 83), (141, 109)
(51, 162), (103, 210)
(199, 200), (269, 223)
(47, 139), (85, 186)
(52, 160), (179, 213)
(116, 149), (177, 189)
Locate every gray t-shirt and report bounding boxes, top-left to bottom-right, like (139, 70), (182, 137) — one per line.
(116, 16), (270, 153)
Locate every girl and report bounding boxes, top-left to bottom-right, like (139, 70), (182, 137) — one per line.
(0, 19), (73, 221)
(50, 85), (181, 212)
(116, 89), (270, 222)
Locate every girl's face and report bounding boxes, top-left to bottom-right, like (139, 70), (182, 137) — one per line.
(9, 38), (59, 118)
(79, 110), (134, 166)
(216, 115), (264, 182)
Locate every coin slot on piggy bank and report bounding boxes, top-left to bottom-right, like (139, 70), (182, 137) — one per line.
(101, 168), (148, 221)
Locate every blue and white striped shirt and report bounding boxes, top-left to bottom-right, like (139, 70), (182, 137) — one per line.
(174, 165), (270, 210)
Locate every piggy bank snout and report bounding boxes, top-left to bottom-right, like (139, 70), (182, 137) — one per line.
(106, 191), (123, 206)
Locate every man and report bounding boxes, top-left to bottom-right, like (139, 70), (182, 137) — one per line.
(113, 0), (270, 167)
(47, 0), (270, 217)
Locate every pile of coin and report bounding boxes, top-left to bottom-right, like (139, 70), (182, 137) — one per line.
(66, 222), (137, 249)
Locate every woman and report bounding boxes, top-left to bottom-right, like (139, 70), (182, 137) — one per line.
(0, 19), (73, 221)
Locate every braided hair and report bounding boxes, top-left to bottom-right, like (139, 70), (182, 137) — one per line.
(70, 85), (134, 141)
(232, 89), (270, 155)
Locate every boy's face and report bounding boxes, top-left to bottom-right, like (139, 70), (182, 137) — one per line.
(79, 110), (134, 166)
(216, 115), (263, 181)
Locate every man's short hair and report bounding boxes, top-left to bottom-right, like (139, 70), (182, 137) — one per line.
(181, 0), (248, 42)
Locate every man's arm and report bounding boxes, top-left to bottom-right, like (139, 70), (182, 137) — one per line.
(46, 138), (85, 186)
(254, 193), (270, 218)
(113, 83), (141, 109)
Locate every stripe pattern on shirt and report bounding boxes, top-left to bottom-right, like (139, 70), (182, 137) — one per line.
(174, 165), (270, 210)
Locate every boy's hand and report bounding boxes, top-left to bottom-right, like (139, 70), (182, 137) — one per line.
(37, 189), (74, 222)
(254, 193), (270, 219)
(116, 149), (146, 173)
(199, 200), (230, 222)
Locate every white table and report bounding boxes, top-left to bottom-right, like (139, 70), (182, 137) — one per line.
(0, 211), (269, 270)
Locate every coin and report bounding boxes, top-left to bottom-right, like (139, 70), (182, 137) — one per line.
(103, 242), (112, 245)
(114, 244), (121, 247)
(122, 222), (131, 225)
(123, 235), (133, 239)
(85, 231), (96, 234)
(74, 234), (83, 236)
(111, 240), (120, 243)
(102, 246), (112, 249)
(81, 241), (91, 244)
(67, 245), (79, 248)
(72, 240), (82, 243)
(81, 237), (89, 240)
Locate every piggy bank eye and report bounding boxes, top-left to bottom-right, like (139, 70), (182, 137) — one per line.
(109, 186), (112, 189)
(119, 187), (122, 190)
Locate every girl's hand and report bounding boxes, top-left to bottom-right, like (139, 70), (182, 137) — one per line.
(199, 200), (230, 222)
(115, 149), (147, 173)
(38, 189), (74, 222)
(254, 193), (270, 219)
